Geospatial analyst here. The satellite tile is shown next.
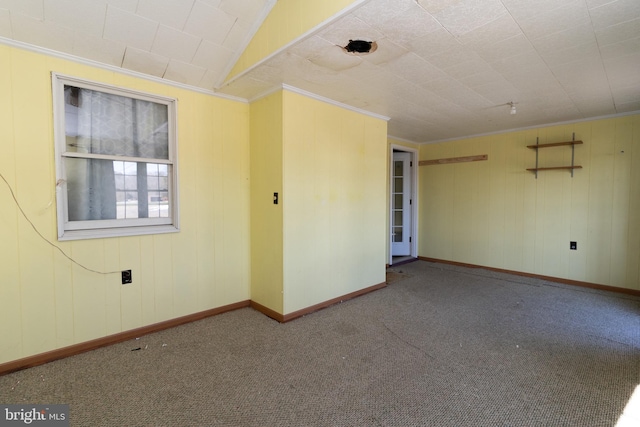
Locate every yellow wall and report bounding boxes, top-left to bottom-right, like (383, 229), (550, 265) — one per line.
(419, 115), (640, 291)
(0, 45), (251, 364)
(282, 91), (387, 313)
(249, 91), (284, 313)
(227, 0), (360, 82)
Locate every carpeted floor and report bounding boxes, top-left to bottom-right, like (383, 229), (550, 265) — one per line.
(1, 260), (639, 426)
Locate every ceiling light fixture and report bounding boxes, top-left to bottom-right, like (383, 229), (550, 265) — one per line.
(508, 101), (517, 115)
(341, 39), (378, 55)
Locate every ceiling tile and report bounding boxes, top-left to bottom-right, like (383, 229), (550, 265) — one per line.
(73, 33), (126, 67)
(198, 0), (222, 8)
(220, 0), (266, 22)
(191, 39), (233, 76)
(427, 48), (480, 69)
(122, 47), (169, 77)
(317, 16), (384, 48)
(222, 19), (251, 49)
(586, 0), (615, 9)
(10, 12), (74, 53)
(151, 25), (201, 63)
(531, 23), (596, 54)
(136, 0), (195, 30)
(334, 58), (392, 86)
(589, 0), (640, 29)
(106, 0), (138, 13)
(382, 52), (447, 85)
(352, 0), (415, 30)
(184, 1), (235, 44)
(459, 70), (506, 88)
(501, 0), (569, 20)
(0, 0), (43, 20)
(469, 80), (521, 105)
(603, 52), (640, 85)
(475, 33), (535, 63)
(104, 6), (158, 51)
(442, 57), (495, 80)
(551, 57), (610, 95)
(44, 0), (106, 38)
(422, 77), (494, 109)
(611, 83), (640, 104)
(163, 59), (207, 86)
(614, 100), (640, 112)
(600, 36), (640, 60)
(595, 17), (640, 46)
(287, 35), (335, 60)
(214, 76), (272, 98)
(416, 0), (466, 16)
(517, 0), (591, 40)
(409, 28), (463, 58)
(539, 41), (600, 67)
(456, 12), (522, 47)
(372, 1), (441, 46)
(363, 37), (408, 65)
(433, 0), (507, 37)
(309, 45), (363, 71)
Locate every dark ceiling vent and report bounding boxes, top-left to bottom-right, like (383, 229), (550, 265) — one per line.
(342, 39), (378, 55)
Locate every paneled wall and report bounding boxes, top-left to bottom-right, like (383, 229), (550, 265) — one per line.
(282, 90), (387, 313)
(250, 91), (284, 314)
(419, 115), (640, 291)
(0, 45), (251, 364)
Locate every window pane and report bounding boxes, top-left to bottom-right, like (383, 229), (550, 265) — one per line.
(64, 85), (169, 160)
(394, 178), (403, 192)
(65, 158), (170, 221)
(394, 161), (403, 177)
(394, 194), (403, 209)
(394, 210), (403, 227)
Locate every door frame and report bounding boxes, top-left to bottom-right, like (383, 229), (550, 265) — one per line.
(389, 144), (418, 266)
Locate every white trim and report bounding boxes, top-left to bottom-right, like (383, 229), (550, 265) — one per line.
(217, 0), (374, 89)
(388, 135), (421, 145)
(58, 225), (179, 241)
(0, 37), (247, 103)
(52, 73), (180, 240)
(421, 110), (640, 144)
(248, 84), (285, 103)
(389, 144), (419, 266)
(214, 0), (278, 89)
(281, 84), (391, 121)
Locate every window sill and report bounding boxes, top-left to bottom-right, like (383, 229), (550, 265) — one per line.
(58, 224), (179, 241)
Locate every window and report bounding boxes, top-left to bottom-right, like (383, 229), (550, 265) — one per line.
(52, 74), (179, 240)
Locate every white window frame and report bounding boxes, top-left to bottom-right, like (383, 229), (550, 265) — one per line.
(52, 73), (180, 241)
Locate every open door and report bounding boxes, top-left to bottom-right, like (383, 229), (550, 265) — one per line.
(391, 151), (412, 256)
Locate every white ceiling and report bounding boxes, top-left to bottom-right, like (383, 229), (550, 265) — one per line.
(1, 0), (639, 143)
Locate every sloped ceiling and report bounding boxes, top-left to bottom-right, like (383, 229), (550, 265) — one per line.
(1, 0), (639, 143)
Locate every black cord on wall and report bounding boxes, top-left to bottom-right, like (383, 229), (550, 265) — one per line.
(0, 171), (120, 275)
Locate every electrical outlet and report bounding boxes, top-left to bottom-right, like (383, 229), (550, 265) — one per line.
(570, 241), (577, 250)
(122, 270), (132, 284)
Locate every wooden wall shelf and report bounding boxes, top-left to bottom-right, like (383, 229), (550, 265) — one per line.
(527, 140), (583, 149)
(527, 166), (583, 172)
(527, 137), (582, 178)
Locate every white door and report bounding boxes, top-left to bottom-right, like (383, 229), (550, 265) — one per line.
(391, 152), (412, 256)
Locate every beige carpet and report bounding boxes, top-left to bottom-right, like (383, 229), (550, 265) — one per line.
(1, 260), (639, 426)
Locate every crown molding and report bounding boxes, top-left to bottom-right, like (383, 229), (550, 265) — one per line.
(422, 110), (640, 144)
(281, 84), (390, 121)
